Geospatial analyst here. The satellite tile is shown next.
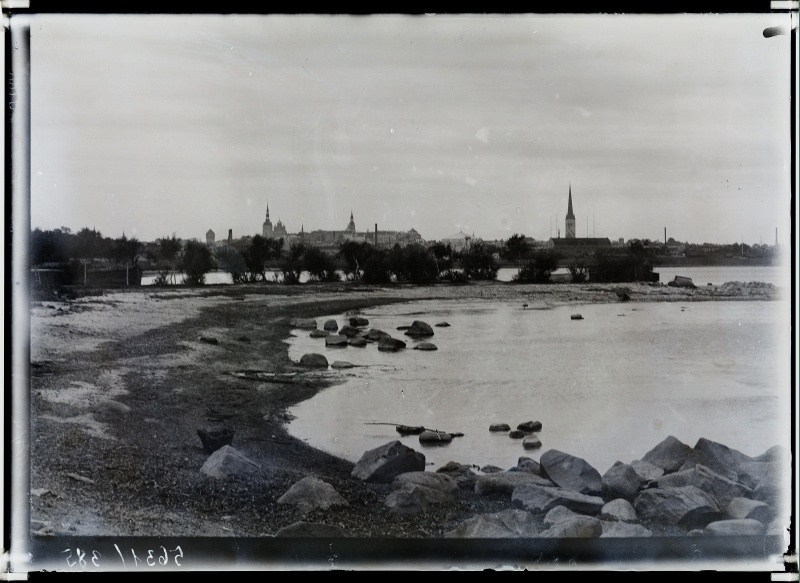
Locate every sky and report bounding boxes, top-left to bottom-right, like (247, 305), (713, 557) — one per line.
(29, 13), (793, 245)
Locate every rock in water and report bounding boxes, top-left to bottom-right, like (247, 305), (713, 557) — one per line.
(299, 353), (328, 368)
(570, 314), (583, 320)
(323, 319), (339, 331)
(349, 316), (369, 327)
(378, 338), (406, 352)
(413, 342), (438, 351)
(419, 430), (453, 444)
(324, 335), (348, 347)
(517, 420), (542, 433)
(404, 321), (434, 337)
(489, 423), (511, 432)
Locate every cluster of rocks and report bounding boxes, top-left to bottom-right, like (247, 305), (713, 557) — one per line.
(490, 420), (543, 450)
(244, 434), (787, 539)
(294, 316), (450, 368)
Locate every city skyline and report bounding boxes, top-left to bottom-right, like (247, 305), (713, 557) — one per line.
(30, 14), (793, 246)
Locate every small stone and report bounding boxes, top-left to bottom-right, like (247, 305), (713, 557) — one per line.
(508, 430), (526, 439)
(523, 436), (542, 450)
(489, 423), (511, 432)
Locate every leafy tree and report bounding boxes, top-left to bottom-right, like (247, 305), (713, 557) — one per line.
(513, 250), (560, 283)
(112, 234), (142, 266)
(501, 234), (530, 264)
(388, 243), (439, 284)
(337, 240), (374, 280)
(243, 235), (273, 281)
(568, 255), (589, 283)
(152, 233), (182, 285)
(180, 239), (215, 285)
(460, 241), (498, 281)
(280, 242), (306, 284)
(215, 245), (248, 283)
(361, 248), (392, 284)
(427, 242), (453, 275)
(303, 246), (340, 282)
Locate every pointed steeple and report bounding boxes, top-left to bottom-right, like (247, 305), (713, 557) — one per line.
(566, 183), (575, 219)
(266, 203), (270, 220)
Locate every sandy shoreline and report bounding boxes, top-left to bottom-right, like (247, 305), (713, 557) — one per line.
(25, 280), (787, 555)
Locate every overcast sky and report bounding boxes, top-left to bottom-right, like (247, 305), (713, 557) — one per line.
(30, 13), (792, 245)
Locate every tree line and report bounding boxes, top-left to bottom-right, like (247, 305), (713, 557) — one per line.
(30, 227), (654, 286)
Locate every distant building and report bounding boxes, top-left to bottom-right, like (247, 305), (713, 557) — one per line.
(565, 184), (576, 239)
(262, 205), (273, 238)
(441, 231), (476, 252)
(206, 229), (215, 245)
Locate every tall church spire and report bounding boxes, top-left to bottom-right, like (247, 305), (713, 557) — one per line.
(565, 183), (576, 239)
(266, 203), (270, 221)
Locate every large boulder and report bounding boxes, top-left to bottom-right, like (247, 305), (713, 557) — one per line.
(323, 319), (339, 331)
(299, 353), (328, 368)
(348, 338), (367, 347)
(338, 325), (361, 338)
(366, 329), (391, 341)
(436, 461), (478, 490)
(517, 420), (542, 433)
(538, 515), (602, 538)
(274, 521), (349, 538)
(512, 483), (605, 515)
(351, 440), (425, 483)
(522, 436), (542, 450)
(324, 335), (348, 347)
(692, 438), (754, 476)
(404, 321), (434, 337)
(655, 464), (752, 507)
(475, 471), (554, 496)
(290, 318), (318, 330)
(489, 423), (511, 432)
(378, 338), (406, 352)
(418, 430), (452, 444)
(384, 472), (458, 514)
(197, 424), (235, 454)
(309, 330), (329, 338)
(599, 498), (637, 522)
(667, 276), (697, 288)
(349, 316), (369, 327)
(444, 509), (539, 538)
(602, 461), (643, 503)
(513, 457), (541, 475)
(725, 497), (774, 524)
(200, 445), (260, 479)
(737, 461), (779, 490)
(703, 519), (766, 536)
(600, 521), (652, 538)
(630, 459), (665, 482)
(543, 505), (583, 528)
(634, 485), (723, 528)
(539, 449), (602, 496)
(640, 435), (695, 474)
(277, 476), (349, 514)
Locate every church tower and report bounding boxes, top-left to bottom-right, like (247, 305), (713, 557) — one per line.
(565, 184), (576, 239)
(262, 204), (273, 238)
(345, 210), (356, 234)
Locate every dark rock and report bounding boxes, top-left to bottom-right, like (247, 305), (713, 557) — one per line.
(667, 276), (697, 288)
(517, 420), (542, 433)
(480, 465), (504, 474)
(323, 319), (339, 331)
(539, 449), (602, 496)
(641, 435), (695, 474)
(349, 316), (369, 327)
(299, 353), (328, 368)
(338, 325), (361, 338)
(602, 461), (644, 503)
(378, 337), (406, 352)
(200, 445), (259, 479)
(404, 320), (434, 337)
(522, 436), (542, 450)
(475, 471), (555, 496)
(615, 288), (632, 301)
(692, 437), (754, 478)
(348, 337), (367, 347)
(515, 457), (541, 475)
(436, 461), (478, 490)
(351, 440), (425, 483)
(237, 335), (251, 342)
(330, 361), (354, 369)
(277, 476), (349, 514)
(197, 424), (235, 454)
(396, 326), (411, 330)
(633, 485), (723, 528)
(508, 430), (526, 439)
(512, 483), (605, 515)
(366, 329), (391, 341)
(489, 423), (511, 432)
(444, 509), (538, 538)
(275, 521), (349, 538)
(435, 322), (451, 327)
(419, 430), (452, 444)
(324, 334), (348, 347)
(309, 330), (328, 338)
(570, 314), (583, 320)
(413, 342), (438, 351)
(200, 336), (219, 345)
(630, 459), (665, 482)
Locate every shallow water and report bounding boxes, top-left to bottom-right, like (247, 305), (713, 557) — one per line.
(287, 298), (791, 474)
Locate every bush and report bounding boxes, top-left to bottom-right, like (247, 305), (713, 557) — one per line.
(180, 240), (215, 285)
(513, 251), (559, 283)
(439, 269), (469, 284)
(280, 242), (306, 285)
(362, 250), (392, 284)
(388, 244), (439, 284)
(303, 246), (340, 282)
(460, 241), (498, 281)
(215, 245), (248, 283)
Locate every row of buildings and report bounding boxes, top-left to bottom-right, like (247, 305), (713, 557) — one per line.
(204, 187), (619, 256)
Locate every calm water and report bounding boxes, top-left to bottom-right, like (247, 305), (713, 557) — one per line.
(287, 298), (790, 474)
